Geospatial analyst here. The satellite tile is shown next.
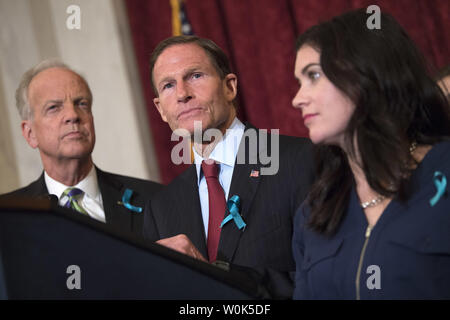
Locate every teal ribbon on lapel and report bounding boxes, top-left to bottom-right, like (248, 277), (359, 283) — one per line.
(121, 188), (143, 213)
(429, 171), (447, 207)
(220, 195), (246, 230)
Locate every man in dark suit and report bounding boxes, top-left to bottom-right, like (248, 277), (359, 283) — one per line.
(0, 59), (161, 235)
(143, 36), (315, 298)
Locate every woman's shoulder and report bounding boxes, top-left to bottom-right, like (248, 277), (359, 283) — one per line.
(420, 140), (450, 172)
(429, 140), (450, 159)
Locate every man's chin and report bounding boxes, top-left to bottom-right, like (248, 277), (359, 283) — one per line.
(171, 121), (209, 138)
(59, 146), (94, 160)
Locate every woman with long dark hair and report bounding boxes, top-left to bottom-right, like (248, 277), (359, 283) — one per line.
(292, 9), (450, 299)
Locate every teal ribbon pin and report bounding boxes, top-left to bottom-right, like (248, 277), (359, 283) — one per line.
(119, 188), (143, 213)
(429, 171), (447, 207)
(220, 195), (246, 230)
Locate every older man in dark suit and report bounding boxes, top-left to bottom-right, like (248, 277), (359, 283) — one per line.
(143, 36), (315, 298)
(0, 60), (161, 235)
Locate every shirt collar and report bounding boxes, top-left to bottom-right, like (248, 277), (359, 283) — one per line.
(45, 165), (100, 200)
(193, 117), (245, 183)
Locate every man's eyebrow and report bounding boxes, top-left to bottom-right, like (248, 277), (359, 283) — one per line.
(39, 99), (62, 113)
(157, 67), (203, 88)
(158, 76), (174, 88)
(73, 96), (90, 102)
(43, 99), (63, 106)
(42, 96), (90, 107)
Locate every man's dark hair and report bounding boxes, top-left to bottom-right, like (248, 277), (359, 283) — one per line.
(150, 35), (233, 96)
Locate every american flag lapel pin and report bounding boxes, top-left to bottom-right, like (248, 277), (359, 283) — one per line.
(250, 170), (259, 178)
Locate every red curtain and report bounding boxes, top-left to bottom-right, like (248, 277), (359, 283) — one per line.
(124, 0), (449, 184)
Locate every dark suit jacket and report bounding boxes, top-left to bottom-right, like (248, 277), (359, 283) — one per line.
(144, 124), (315, 298)
(0, 167), (162, 235)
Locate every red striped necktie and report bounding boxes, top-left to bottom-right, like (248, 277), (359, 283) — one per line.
(201, 160), (226, 262)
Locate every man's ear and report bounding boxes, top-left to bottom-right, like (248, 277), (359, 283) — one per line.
(153, 97), (168, 123)
(224, 73), (237, 102)
(21, 120), (38, 149)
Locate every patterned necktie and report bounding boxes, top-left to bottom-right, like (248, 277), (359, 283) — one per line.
(62, 187), (88, 216)
(201, 160), (226, 262)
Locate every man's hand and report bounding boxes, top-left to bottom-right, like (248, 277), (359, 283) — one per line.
(156, 234), (208, 262)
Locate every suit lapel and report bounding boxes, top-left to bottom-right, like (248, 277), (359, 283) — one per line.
(30, 172), (49, 196)
(217, 124), (263, 262)
(96, 168), (134, 232)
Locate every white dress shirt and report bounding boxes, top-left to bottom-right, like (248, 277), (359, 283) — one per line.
(193, 117), (245, 237)
(44, 166), (106, 223)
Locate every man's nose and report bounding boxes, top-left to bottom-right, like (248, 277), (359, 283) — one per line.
(176, 81), (192, 103)
(64, 103), (81, 123)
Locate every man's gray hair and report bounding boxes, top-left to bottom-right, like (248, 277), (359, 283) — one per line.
(15, 58), (72, 120)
